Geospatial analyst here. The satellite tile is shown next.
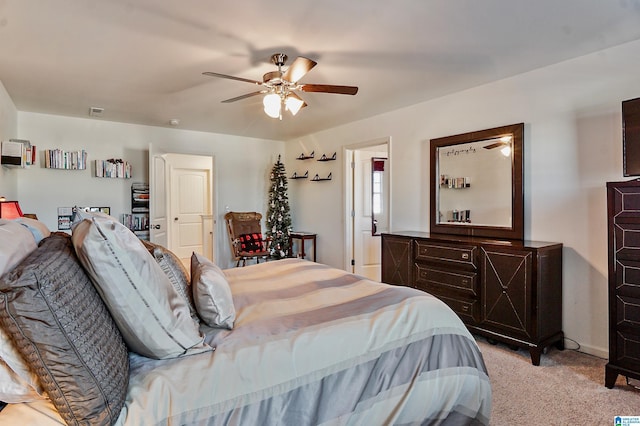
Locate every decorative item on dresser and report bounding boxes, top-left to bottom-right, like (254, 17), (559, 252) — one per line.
(605, 179), (640, 388)
(381, 123), (564, 366)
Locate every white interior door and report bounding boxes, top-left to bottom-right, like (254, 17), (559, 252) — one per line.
(149, 147), (215, 266)
(149, 144), (168, 246)
(353, 150), (384, 281)
(167, 153), (213, 268)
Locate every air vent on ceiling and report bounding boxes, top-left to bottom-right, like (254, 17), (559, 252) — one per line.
(88, 107), (104, 117)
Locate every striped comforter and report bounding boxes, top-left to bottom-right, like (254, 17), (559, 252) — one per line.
(1, 259), (491, 425)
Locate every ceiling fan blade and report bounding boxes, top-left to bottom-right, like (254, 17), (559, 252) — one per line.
(221, 91), (266, 103)
(483, 142), (504, 150)
(203, 72), (262, 86)
(282, 56), (317, 83)
(300, 84), (359, 95)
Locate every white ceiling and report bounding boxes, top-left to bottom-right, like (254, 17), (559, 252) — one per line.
(2, 1), (640, 141)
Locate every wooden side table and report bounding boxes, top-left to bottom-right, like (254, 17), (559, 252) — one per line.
(289, 232), (317, 261)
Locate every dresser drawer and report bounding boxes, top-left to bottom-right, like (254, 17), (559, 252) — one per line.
(433, 293), (479, 323)
(616, 294), (640, 328)
(613, 221), (640, 260)
(414, 240), (477, 269)
(611, 327), (640, 368)
(616, 259), (640, 298)
(415, 263), (477, 298)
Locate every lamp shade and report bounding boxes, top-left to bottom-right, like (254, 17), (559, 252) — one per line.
(285, 93), (304, 116)
(263, 93), (281, 118)
(0, 201), (23, 219)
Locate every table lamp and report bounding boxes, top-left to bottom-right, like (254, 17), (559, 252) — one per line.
(0, 200), (24, 219)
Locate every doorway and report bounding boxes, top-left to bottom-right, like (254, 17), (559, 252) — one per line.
(344, 138), (390, 281)
(149, 148), (215, 268)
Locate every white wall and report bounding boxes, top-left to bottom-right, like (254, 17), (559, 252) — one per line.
(285, 38), (640, 357)
(0, 81), (18, 198)
(15, 112), (284, 268)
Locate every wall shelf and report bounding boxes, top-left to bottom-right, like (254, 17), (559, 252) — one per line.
(440, 175), (470, 189)
(1, 139), (36, 168)
(122, 182), (149, 240)
(289, 171), (309, 180)
(95, 158), (132, 178)
(311, 172), (332, 182)
(296, 151), (315, 160)
(317, 152), (337, 162)
(44, 149), (87, 170)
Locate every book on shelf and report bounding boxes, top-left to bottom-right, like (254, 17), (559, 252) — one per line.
(95, 158), (132, 178)
(121, 213), (149, 231)
(1, 139), (36, 167)
(44, 149), (87, 170)
(132, 182), (149, 192)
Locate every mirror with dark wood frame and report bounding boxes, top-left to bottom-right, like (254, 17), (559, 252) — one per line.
(430, 123), (524, 240)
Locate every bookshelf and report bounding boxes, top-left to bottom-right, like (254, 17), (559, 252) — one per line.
(1, 139), (36, 168)
(122, 182), (149, 240)
(44, 149), (88, 170)
(95, 159), (132, 178)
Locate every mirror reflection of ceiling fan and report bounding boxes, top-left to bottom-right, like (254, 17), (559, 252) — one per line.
(203, 53), (358, 119)
(483, 136), (513, 156)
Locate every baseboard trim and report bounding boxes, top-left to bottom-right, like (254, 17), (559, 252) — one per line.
(573, 341), (608, 359)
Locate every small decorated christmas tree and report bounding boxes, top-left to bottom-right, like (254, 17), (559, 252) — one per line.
(266, 155), (292, 259)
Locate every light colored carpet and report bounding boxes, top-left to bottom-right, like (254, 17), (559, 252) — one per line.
(477, 337), (640, 425)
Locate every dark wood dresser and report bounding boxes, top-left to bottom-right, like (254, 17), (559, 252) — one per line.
(606, 180), (640, 388)
(382, 231), (564, 365)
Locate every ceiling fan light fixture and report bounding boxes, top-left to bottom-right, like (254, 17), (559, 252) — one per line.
(204, 52), (358, 116)
(285, 94), (304, 116)
(263, 93), (281, 118)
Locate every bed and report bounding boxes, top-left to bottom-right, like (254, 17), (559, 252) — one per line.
(0, 216), (491, 425)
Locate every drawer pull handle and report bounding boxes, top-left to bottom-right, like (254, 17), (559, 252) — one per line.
(461, 305), (469, 312)
(461, 253), (469, 260)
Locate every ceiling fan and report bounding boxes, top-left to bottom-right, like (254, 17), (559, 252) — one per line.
(203, 53), (358, 119)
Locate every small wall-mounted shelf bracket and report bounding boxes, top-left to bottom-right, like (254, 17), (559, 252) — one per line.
(317, 152), (337, 162)
(311, 172), (332, 182)
(297, 151), (315, 160)
(289, 171), (309, 180)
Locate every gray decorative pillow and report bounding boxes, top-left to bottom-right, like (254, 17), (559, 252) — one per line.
(191, 252), (236, 329)
(0, 233), (128, 426)
(141, 240), (199, 322)
(71, 214), (211, 359)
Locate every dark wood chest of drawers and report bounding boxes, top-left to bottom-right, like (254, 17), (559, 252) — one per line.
(606, 180), (640, 388)
(382, 232), (563, 365)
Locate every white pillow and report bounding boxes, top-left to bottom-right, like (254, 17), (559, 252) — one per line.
(71, 214), (211, 359)
(191, 252), (236, 329)
(14, 217), (51, 244)
(0, 220), (37, 276)
(0, 327), (45, 403)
